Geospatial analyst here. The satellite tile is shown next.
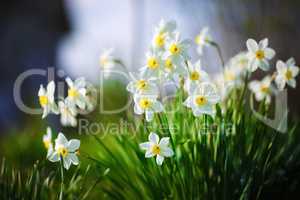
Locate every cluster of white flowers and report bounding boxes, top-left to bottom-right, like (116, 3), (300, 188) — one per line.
(128, 20), (221, 165)
(38, 77), (96, 127)
(127, 20), (221, 124)
(43, 127), (80, 170)
(245, 38), (299, 103)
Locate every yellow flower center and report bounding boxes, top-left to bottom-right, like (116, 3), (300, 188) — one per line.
(100, 56), (108, 67)
(285, 70), (293, 80)
(154, 34), (165, 47)
(260, 85), (269, 93)
(68, 88), (79, 98)
(43, 140), (51, 149)
(57, 146), (68, 157)
(255, 50), (265, 60)
(165, 58), (173, 71)
(190, 71), (200, 81)
(169, 43), (180, 55)
(136, 80), (148, 91)
(39, 95), (48, 107)
(151, 144), (161, 155)
(147, 57), (159, 69)
(139, 98), (152, 109)
(195, 96), (207, 106)
(224, 71), (235, 81)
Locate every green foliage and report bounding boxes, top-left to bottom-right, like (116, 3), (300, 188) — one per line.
(88, 90), (300, 199)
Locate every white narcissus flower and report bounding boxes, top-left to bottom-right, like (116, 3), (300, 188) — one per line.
(126, 73), (159, 95)
(184, 60), (210, 94)
(246, 38), (275, 72)
(183, 82), (220, 117)
(48, 133), (80, 170)
(195, 27), (212, 55)
(139, 132), (174, 165)
(38, 81), (59, 118)
(140, 50), (163, 78)
(133, 95), (163, 122)
(164, 32), (191, 67)
(249, 76), (274, 104)
(66, 77), (87, 110)
(162, 56), (187, 82)
(152, 19), (176, 50)
(43, 127), (53, 158)
(58, 99), (78, 127)
(275, 58), (299, 90)
(99, 49), (115, 76)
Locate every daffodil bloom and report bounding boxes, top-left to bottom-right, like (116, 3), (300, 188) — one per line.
(184, 60), (210, 94)
(164, 32), (191, 67)
(195, 27), (212, 55)
(99, 49), (115, 77)
(151, 19), (176, 50)
(43, 127), (53, 158)
(162, 57), (187, 82)
(38, 81), (59, 118)
(126, 73), (159, 95)
(183, 83), (220, 117)
(48, 133), (80, 170)
(275, 58), (299, 90)
(133, 95), (163, 122)
(226, 52), (249, 75)
(66, 77), (87, 110)
(249, 76), (274, 103)
(139, 132), (174, 165)
(140, 50), (163, 78)
(58, 99), (78, 127)
(246, 38), (275, 72)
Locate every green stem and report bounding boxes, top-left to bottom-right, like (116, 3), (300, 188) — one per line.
(59, 158), (64, 200)
(210, 41), (225, 68)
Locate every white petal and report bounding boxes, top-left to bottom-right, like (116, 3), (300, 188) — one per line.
(47, 81), (55, 96)
(38, 85), (46, 96)
(126, 82), (135, 93)
(259, 60), (270, 71)
(290, 66), (299, 77)
(56, 133), (68, 146)
(161, 147), (174, 157)
(68, 153), (79, 165)
(246, 39), (258, 52)
(264, 48), (275, 59)
(145, 150), (155, 158)
(287, 79), (296, 88)
(67, 139), (80, 152)
(148, 132), (159, 144)
(276, 60), (286, 73)
(159, 137), (170, 147)
(139, 142), (151, 150)
(63, 157), (72, 170)
(156, 155), (164, 165)
(286, 57), (295, 66)
(145, 111), (154, 122)
(134, 104), (144, 115)
(65, 77), (74, 87)
(183, 96), (193, 108)
(48, 152), (60, 162)
(249, 59), (259, 72)
(259, 38), (268, 49)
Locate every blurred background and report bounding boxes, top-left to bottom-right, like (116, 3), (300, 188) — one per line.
(1, 0), (300, 133)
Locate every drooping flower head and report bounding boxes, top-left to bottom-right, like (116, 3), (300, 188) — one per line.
(249, 75), (274, 104)
(58, 99), (78, 127)
(275, 58), (299, 90)
(152, 19), (177, 50)
(38, 81), (59, 118)
(195, 27), (212, 55)
(139, 132), (174, 165)
(246, 38), (275, 72)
